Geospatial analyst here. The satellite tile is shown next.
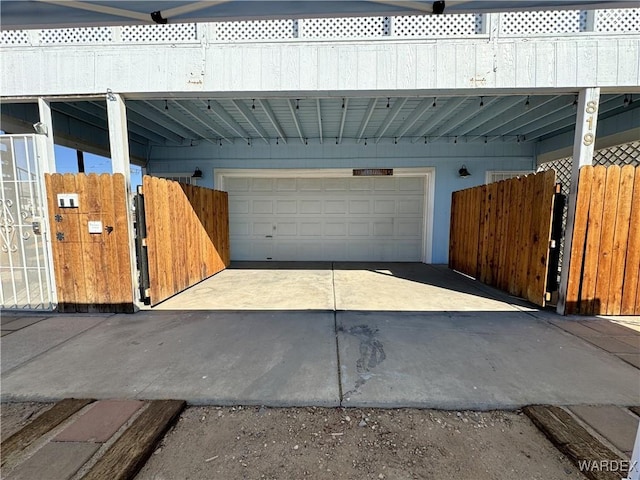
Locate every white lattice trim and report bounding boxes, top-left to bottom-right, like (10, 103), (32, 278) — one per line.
(299, 16), (390, 38)
(40, 27), (113, 44)
(1, 30), (30, 45)
(214, 19), (297, 40)
(499, 10), (587, 35)
(121, 23), (197, 43)
(392, 13), (483, 37)
(595, 8), (640, 32)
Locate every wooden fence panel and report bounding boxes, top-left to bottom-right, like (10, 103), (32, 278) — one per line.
(45, 173), (134, 313)
(449, 171), (557, 307)
(566, 165), (640, 315)
(142, 176), (229, 306)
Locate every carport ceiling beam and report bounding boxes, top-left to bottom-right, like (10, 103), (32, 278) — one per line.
(102, 103), (185, 144)
(493, 97), (576, 140)
(145, 100), (217, 145)
(338, 98), (349, 144)
(374, 98), (408, 144)
(231, 100), (270, 144)
(205, 100), (250, 139)
(393, 98), (433, 141)
(411, 97), (466, 142)
(144, 101), (217, 145)
(356, 98), (377, 144)
(128, 101), (200, 139)
(469, 95), (561, 141)
(455, 96), (524, 137)
(430, 96), (500, 141)
(52, 102), (160, 145)
(258, 99), (287, 144)
(287, 99), (306, 144)
(174, 101), (232, 144)
(369, 0), (434, 13)
(316, 99), (323, 144)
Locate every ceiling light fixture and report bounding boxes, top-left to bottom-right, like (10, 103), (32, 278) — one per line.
(342, 98), (345, 109)
(572, 95), (578, 108)
(164, 100), (168, 110)
(432, 97), (436, 108)
(387, 97), (390, 108)
(252, 99), (256, 110)
(296, 99), (300, 110)
(623, 94), (630, 107)
(479, 96), (484, 107)
(364, 138), (368, 146)
(525, 96), (530, 110)
(454, 136), (458, 144)
(207, 100), (211, 110)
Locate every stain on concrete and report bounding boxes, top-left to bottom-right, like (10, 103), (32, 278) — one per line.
(341, 325), (386, 399)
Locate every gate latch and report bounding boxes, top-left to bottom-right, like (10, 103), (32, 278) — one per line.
(32, 219), (42, 235)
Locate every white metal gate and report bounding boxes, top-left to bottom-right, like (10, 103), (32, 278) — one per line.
(0, 134), (56, 310)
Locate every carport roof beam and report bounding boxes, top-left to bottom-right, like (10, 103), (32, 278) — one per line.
(430, 96), (500, 141)
(287, 99), (306, 145)
(316, 99), (323, 144)
(393, 98), (433, 141)
(231, 99), (270, 145)
(374, 98), (408, 144)
(356, 98), (378, 144)
(144, 100), (217, 145)
(128, 101), (201, 140)
(455, 96), (524, 137)
(205, 100), (250, 140)
(338, 98), (349, 145)
(411, 97), (466, 143)
(174, 101), (232, 144)
(258, 99), (288, 144)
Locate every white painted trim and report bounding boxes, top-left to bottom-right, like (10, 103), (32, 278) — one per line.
(215, 167), (435, 263)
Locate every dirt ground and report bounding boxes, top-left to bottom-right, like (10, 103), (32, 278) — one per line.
(137, 406), (587, 480)
(0, 402), (52, 441)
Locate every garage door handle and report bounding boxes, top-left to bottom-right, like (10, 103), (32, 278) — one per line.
(265, 235), (273, 238)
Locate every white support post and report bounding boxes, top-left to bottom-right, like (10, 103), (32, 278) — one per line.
(37, 98), (56, 173)
(106, 92), (139, 311)
(556, 87), (601, 315)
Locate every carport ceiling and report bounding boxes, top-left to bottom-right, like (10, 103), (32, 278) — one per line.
(52, 93), (634, 147)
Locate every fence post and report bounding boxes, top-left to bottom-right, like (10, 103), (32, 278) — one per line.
(556, 87), (600, 315)
(106, 92), (139, 311)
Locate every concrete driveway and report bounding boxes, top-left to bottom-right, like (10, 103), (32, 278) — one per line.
(1, 263), (638, 408)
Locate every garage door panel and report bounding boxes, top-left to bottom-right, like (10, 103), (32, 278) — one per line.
(374, 199), (395, 214)
(276, 222), (297, 236)
(276, 200), (297, 214)
(324, 222), (347, 236)
(227, 175), (427, 262)
(300, 200), (322, 214)
(300, 222), (322, 236)
(348, 222), (370, 236)
(229, 199), (250, 214)
(349, 200), (370, 214)
(252, 178), (274, 191)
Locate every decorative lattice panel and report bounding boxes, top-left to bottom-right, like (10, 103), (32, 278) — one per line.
(214, 19), (297, 40)
(0, 30), (31, 45)
(299, 16), (390, 38)
(393, 14), (483, 37)
(596, 8), (640, 33)
(499, 10), (587, 35)
(40, 27), (112, 44)
(121, 23), (197, 43)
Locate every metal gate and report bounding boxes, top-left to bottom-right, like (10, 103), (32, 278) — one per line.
(0, 134), (56, 310)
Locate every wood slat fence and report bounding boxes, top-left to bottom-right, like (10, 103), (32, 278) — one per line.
(141, 176), (229, 306)
(449, 170), (557, 307)
(565, 165), (640, 315)
(45, 173), (134, 312)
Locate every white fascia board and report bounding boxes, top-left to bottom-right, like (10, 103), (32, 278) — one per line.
(1, 36), (639, 98)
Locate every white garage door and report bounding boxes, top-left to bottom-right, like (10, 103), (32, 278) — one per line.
(226, 175), (426, 262)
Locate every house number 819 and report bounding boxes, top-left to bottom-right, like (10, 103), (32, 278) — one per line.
(583, 100), (598, 146)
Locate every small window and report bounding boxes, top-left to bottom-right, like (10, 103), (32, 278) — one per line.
(485, 170), (533, 184)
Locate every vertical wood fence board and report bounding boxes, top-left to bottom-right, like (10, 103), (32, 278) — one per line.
(606, 165), (635, 315)
(565, 166), (594, 315)
(517, 175), (535, 299)
(142, 176), (230, 306)
(593, 166), (621, 315)
(621, 168), (640, 315)
(580, 166), (607, 315)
